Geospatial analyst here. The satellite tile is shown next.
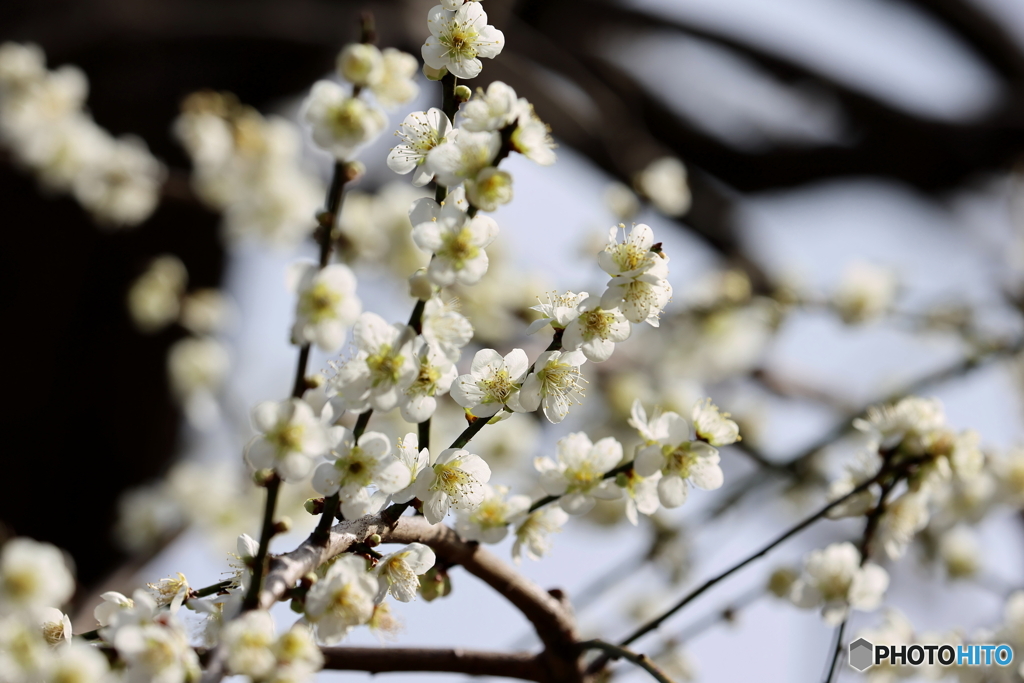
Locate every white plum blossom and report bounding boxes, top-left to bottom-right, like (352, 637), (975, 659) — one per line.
(617, 469), (662, 526)
(519, 349), (588, 423)
(628, 398), (667, 445)
(422, 3), (505, 79)
(526, 291), (588, 335)
(0, 616), (49, 683)
(875, 491), (930, 560)
(329, 313), (418, 413)
(288, 262), (361, 352)
(938, 525), (981, 579)
(304, 555), (378, 644)
(634, 156), (691, 217)
(48, 641), (112, 683)
(598, 224), (672, 321)
(825, 449), (882, 520)
(421, 296), (474, 361)
(387, 108), (454, 186)
(127, 254), (187, 333)
(535, 433), (624, 514)
(227, 534), (260, 588)
(374, 543), (436, 602)
(145, 572), (189, 612)
(413, 448), (492, 524)
(602, 267), (671, 326)
(634, 411), (723, 508)
(464, 166), (513, 212)
(312, 430), (409, 519)
(0, 538), (75, 616)
(461, 81), (525, 132)
(426, 129), (499, 188)
(272, 625), (324, 678)
(167, 336), (230, 429)
(456, 485), (531, 543)
(854, 396), (945, 453)
(391, 433), (431, 504)
(72, 134), (165, 228)
(788, 542), (889, 625)
(39, 607), (71, 645)
(510, 110), (556, 166)
(302, 80), (386, 160)
(112, 616), (201, 683)
(562, 299), (631, 363)
(410, 189), (499, 286)
(401, 340), (457, 423)
(371, 48), (420, 109)
(451, 348), (529, 417)
(834, 261), (898, 324)
(244, 398), (329, 482)
(511, 506), (569, 564)
(222, 610), (277, 679)
(336, 43), (384, 88)
(691, 399), (741, 446)
(94, 591), (134, 627)
(605, 182), (641, 221)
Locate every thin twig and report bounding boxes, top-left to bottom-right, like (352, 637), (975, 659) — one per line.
(578, 639), (676, 683)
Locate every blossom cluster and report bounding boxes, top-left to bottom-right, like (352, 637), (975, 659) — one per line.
(125, 254), (234, 427)
(0, 537), (114, 683)
(827, 396), (984, 559)
(0, 42), (165, 227)
(173, 90), (325, 248)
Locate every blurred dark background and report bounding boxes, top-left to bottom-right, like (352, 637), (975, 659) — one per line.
(3, 0), (1024, 602)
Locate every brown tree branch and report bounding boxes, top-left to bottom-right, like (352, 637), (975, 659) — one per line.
(258, 513), (583, 681)
(320, 647), (547, 681)
(901, 0), (1024, 82)
(384, 516), (580, 654)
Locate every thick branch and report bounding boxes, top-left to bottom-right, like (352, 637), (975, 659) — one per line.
(384, 516), (579, 654)
(320, 647), (546, 681)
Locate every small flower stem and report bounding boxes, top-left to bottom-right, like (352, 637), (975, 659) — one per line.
(242, 475), (281, 610)
(440, 71), (458, 127)
(432, 72), (459, 204)
(408, 298), (426, 334)
(450, 413), (492, 449)
(314, 409), (375, 544)
(418, 417), (431, 452)
(194, 579), (235, 598)
(577, 640), (677, 683)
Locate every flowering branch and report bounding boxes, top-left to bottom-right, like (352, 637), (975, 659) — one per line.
(242, 160), (353, 612)
(584, 472), (885, 676)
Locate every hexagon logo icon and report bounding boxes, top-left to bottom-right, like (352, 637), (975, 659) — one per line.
(849, 638), (874, 671)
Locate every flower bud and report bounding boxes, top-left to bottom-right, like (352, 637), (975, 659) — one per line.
(454, 84), (472, 103)
(253, 469), (275, 486)
(304, 497), (325, 515)
(419, 567), (451, 602)
(366, 533), (382, 548)
(337, 43), (383, 87)
(300, 572), (318, 587)
(273, 517), (292, 535)
(768, 567), (798, 598)
(423, 64), (447, 81)
(408, 269), (433, 301)
(343, 160), (366, 183)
